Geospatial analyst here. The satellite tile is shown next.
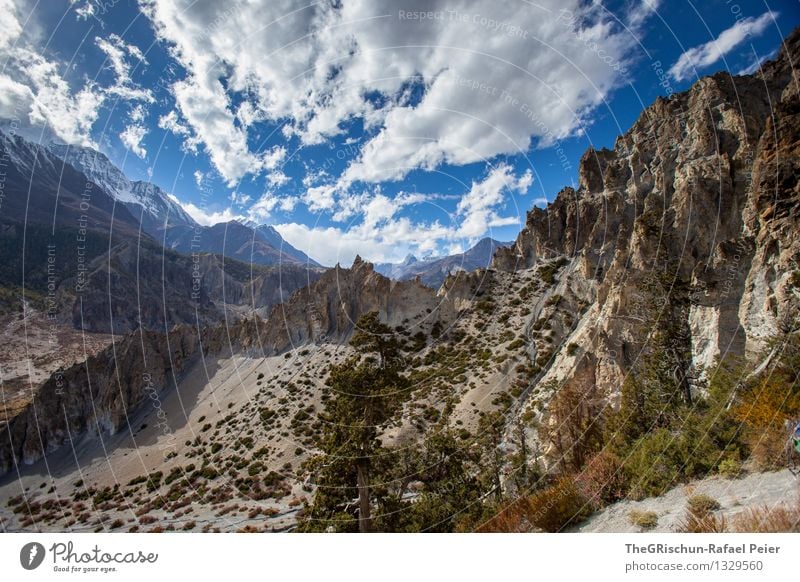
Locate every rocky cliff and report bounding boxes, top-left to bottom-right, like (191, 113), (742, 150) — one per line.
(253, 256), (453, 353)
(494, 29), (800, 411)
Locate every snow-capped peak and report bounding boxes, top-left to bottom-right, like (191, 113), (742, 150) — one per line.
(48, 142), (196, 229)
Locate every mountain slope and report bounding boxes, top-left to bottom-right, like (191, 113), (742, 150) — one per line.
(47, 142), (196, 233)
(48, 140), (319, 266)
(0, 129), (324, 333)
(165, 221), (321, 267)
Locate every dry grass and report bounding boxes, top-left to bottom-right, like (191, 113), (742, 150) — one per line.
(680, 494), (800, 533)
(731, 497), (800, 533)
(679, 494), (725, 533)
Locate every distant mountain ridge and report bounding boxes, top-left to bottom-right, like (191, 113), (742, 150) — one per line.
(47, 142), (196, 233)
(0, 126), (323, 332)
(374, 237), (512, 288)
(42, 137), (319, 267)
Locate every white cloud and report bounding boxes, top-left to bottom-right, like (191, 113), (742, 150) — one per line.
(302, 184), (337, 213)
(267, 170), (290, 187)
(0, 2), (152, 147)
(736, 50), (776, 76)
(167, 194), (244, 226)
(275, 222), (415, 266)
(0, 0), (23, 52)
(669, 11), (776, 81)
(120, 123), (148, 158)
(158, 110), (188, 135)
(229, 191), (252, 206)
(272, 163), (529, 265)
(456, 163), (530, 238)
(71, 1), (96, 21)
(140, 0), (656, 184)
(95, 33), (153, 103)
(627, 0), (661, 30)
(18, 53), (105, 146)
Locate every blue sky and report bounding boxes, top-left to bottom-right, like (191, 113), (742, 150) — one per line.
(1, 0), (797, 266)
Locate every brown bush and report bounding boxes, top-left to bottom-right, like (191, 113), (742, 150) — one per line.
(538, 382), (605, 473)
(679, 494), (725, 533)
(734, 373), (800, 470)
(478, 476), (591, 533)
(575, 449), (626, 509)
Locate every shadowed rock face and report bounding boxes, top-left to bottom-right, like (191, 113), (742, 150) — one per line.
(494, 28), (800, 402)
(255, 256), (453, 353)
(0, 315), (275, 476)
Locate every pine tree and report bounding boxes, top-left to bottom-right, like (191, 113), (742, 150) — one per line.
(301, 312), (407, 532)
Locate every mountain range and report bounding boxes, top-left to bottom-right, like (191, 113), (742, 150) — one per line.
(373, 237), (512, 288)
(47, 142), (320, 267)
(0, 127), (323, 334)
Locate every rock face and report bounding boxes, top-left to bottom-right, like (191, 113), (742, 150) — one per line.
(256, 256), (453, 353)
(494, 29), (800, 404)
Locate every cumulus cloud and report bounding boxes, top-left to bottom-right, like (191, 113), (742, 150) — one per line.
(456, 163), (530, 238)
(277, 164), (530, 265)
(668, 11), (776, 81)
(0, 0), (23, 52)
(275, 222), (418, 266)
(0, 1), (151, 147)
(120, 123), (148, 158)
(167, 194), (244, 226)
(140, 0), (656, 185)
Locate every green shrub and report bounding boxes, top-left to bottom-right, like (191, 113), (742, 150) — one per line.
(622, 428), (683, 499)
(718, 457), (743, 479)
(687, 494), (720, 516)
(629, 510), (658, 530)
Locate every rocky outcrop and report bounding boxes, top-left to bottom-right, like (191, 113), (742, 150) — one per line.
(256, 256), (453, 353)
(495, 29), (800, 406)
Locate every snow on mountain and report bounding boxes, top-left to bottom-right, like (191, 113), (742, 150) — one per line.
(2, 126), (321, 267)
(47, 142), (196, 230)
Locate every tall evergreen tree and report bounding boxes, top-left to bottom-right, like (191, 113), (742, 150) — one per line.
(301, 312), (407, 532)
